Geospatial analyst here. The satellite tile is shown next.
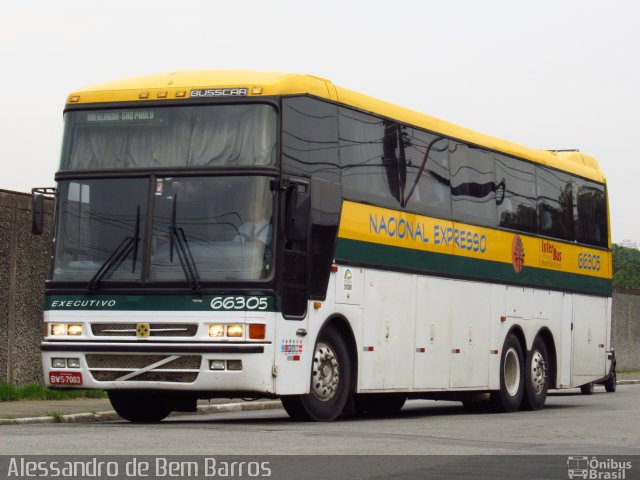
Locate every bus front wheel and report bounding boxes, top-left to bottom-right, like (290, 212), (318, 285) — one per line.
(281, 325), (351, 422)
(490, 334), (525, 413)
(108, 390), (172, 423)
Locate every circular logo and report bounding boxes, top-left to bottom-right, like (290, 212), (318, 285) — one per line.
(512, 235), (525, 273)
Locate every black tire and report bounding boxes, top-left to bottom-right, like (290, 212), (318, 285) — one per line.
(604, 368), (617, 393)
(354, 394), (406, 416)
(580, 382), (594, 395)
(108, 390), (172, 423)
(490, 334), (525, 413)
(281, 325), (351, 422)
(521, 336), (549, 411)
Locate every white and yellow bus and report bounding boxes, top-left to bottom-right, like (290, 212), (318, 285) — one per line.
(35, 71), (615, 422)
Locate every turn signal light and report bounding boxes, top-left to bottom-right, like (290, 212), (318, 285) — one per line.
(249, 324), (266, 339)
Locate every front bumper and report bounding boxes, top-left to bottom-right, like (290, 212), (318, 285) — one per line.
(41, 341), (275, 394)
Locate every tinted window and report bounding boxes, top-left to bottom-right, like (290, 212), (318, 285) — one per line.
(537, 167), (575, 241)
(450, 143), (498, 227)
(576, 180), (607, 246)
(62, 105), (277, 170)
(339, 108), (403, 207)
(282, 97), (340, 182)
(404, 129), (450, 218)
(495, 154), (537, 233)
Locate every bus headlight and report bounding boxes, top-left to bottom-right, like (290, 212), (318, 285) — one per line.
(208, 324), (225, 338)
(226, 325), (243, 337)
(67, 324), (83, 336)
(51, 324), (67, 336)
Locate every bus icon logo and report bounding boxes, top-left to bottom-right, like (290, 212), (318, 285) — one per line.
(567, 456), (589, 479)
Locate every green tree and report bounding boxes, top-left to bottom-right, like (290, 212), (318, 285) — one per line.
(612, 244), (640, 288)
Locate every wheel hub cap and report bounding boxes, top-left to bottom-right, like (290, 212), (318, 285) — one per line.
(312, 342), (339, 401)
(530, 350), (546, 394)
(504, 347), (521, 397)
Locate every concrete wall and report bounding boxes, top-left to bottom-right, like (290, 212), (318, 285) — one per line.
(0, 188), (638, 386)
(0, 190), (53, 387)
(612, 287), (640, 371)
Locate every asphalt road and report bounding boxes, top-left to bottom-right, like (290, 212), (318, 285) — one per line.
(1, 385), (639, 456)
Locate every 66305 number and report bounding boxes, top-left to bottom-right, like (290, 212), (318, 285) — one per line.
(209, 296), (269, 311)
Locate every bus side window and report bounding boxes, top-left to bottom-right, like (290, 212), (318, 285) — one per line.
(450, 143), (498, 227)
(282, 97), (340, 182)
(495, 154), (537, 233)
(537, 166), (575, 241)
(575, 180), (607, 247)
(404, 128), (450, 218)
(339, 107), (401, 209)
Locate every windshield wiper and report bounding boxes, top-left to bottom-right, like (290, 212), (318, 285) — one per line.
(87, 207), (141, 293)
(169, 194), (203, 295)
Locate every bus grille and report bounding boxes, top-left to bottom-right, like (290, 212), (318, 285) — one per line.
(91, 323), (198, 337)
(86, 354), (201, 383)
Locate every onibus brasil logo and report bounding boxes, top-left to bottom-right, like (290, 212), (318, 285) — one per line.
(567, 456), (632, 479)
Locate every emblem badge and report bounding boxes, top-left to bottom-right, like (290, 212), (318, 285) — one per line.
(136, 323), (150, 338)
(512, 235), (525, 273)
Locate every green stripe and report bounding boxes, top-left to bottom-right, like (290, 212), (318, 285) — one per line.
(335, 238), (612, 297)
(45, 295), (279, 312)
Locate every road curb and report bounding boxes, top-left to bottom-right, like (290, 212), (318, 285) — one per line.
(617, 379), (640, 385)
(0, 400), (282, 426)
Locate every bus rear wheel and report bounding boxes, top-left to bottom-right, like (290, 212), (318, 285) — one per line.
(108, 390), (172, 423)
(281, 325), (351, 422)
(521, 336), (549, 410)
(490, 334), (525, 413)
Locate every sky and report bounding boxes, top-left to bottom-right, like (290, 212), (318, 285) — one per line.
(1, 0), (638, 243)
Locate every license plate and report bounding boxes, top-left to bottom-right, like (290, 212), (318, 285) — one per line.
(49, 371), (83, 386)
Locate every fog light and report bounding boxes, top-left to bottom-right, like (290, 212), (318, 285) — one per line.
(209, 360), (225, 370)
(52, 358), (66, 368)
(226, 325), (243, 337)
(51, 324), (66, 336)
(66, 358), (80, 368)
(249, 324), (266, 339)
(226, 360), (242, 371)
(67, 324), (83, 336)
(208, 324), (225, 338)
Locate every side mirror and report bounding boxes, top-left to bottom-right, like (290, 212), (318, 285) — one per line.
(32, 194), (45, 235)
(31, 187), (56, 235)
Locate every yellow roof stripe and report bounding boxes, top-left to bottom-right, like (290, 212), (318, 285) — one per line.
(67, 70), (605, 183)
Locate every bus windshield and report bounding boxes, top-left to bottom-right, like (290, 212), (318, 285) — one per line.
(60, 104), (277, 170)
(52, 176), (275, 284)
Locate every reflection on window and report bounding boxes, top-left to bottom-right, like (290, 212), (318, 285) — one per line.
(404, 130), (450, 218)
(53, 179), (148, 281)
(339, 108), (397, 205)
(450, 143), (498, 227)
(537, 167), (575, 241)
(576, 180), (607, 247)
(495, 155), (537, 233)
(149, 176), (274, 282)
(282, 97), (340, 182)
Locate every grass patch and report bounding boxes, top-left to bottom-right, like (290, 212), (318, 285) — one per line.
(44, 411), (66, 423)
(619, 370), (640, 375)
(0, 384), (107, 402)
